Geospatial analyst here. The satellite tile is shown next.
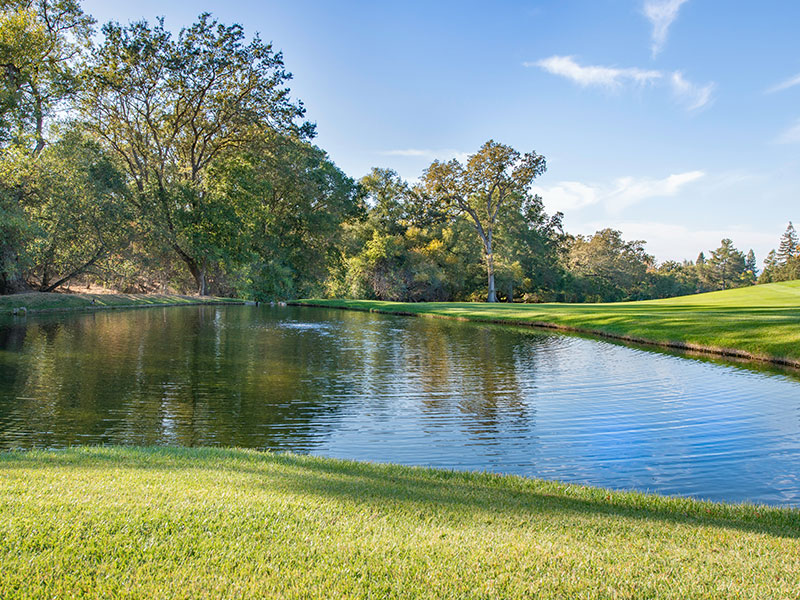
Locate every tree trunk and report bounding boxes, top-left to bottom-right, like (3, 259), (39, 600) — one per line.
(172, 244), (208, 296)
(198, 266), (207, 296)
(40, 250), (104, 293)
(486, 235), (497, 303)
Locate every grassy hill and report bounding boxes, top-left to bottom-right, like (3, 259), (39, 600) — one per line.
(297, 281), (800, 366)
(1, 446), (797, 599)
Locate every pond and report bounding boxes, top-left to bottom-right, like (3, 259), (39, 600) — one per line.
(1, 305), (799, 506)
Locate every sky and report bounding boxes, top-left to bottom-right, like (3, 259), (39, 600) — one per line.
(80, 0), (800, 264)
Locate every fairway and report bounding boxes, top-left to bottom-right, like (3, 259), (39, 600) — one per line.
(297, 281), (800, 366)
(0, 447), (798, 599)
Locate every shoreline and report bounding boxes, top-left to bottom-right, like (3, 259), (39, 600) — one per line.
(291, 287), (800, 370)
(0, 292), (250, 316)
(1, 446), (797, 598)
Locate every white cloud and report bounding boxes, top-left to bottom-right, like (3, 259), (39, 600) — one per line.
(765, 72), (800, 94)
(527, 56), (713, 112)
(533, 170), (705, 215)
(530, 181), (599, 212)
(670, 71), (714, 110)
(606, 171), (705, 211)
(589, 221), (776, 262)
(643, 0), (689, 57)
(775, 119), (800, 144)
(527, 56), (662, 88)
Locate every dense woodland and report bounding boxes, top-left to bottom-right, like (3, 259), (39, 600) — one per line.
(1, 1), (798, 302)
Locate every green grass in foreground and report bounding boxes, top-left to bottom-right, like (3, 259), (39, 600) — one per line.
(298, 280), (800, 365)
(0, 292), (244, 315)
(0, 447), (797, 599)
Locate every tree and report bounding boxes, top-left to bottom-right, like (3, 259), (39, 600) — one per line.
(760, 249), (778, 283)
(744, 249), (758, 282)
(0, 0), (93, 154)
(493, 194), (565, 302)
(421, 140), (546, 302)
(208, 132), (359, 300)
(566, 229), (653, 301)
(776, 222), (798, 264)
(0, 0), (93, 292)
(81, 14), (312, 294)
(23, 128), (131, 290)
(707, 239), (746, 290)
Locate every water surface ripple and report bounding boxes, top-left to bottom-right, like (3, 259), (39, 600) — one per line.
(1, 305), (799, 506)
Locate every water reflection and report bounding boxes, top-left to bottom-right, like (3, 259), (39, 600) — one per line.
(1, 305), (799, 507)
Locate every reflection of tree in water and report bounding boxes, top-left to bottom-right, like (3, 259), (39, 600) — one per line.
(380, 317), (561, 439)
(0, 307), (363, 450)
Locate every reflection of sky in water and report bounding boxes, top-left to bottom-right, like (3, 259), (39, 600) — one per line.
(1, 305), (799, 507)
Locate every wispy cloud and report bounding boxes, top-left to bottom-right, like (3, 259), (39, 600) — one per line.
(775, 119), (800, 144)
(766, 72), (800, 94)
(606, 170), (705, 211)
(527, 56), (714, 112)
(670, 71), (714, 110)
(527, 56), (661, 88)
(577, 221), (776, 262)
(643, 0), (689, 57)
(533, 170), (705, 215)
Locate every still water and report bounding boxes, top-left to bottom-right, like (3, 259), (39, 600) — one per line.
(1, 305), (799, 506)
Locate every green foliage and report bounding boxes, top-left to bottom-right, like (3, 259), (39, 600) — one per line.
(762, 223), (800, 284)
(566, 229), (654, 302)
(208, 133), (359, 300)
(706, 238), (747, 290)
(0, 0), (93, 153)
(422, 140), (547, 302)
(23, 128), (131, 290)
(0, 6), (788, 303)
(81, 13), (312, 294)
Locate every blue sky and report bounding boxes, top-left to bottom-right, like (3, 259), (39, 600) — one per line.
(81, 0), (800, 263)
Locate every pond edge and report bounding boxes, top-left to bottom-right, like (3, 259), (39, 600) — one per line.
(290, 301), (800, 370)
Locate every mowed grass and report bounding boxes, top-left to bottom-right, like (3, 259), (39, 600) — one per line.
(0, 447), (798, 599)
(297, 280), (800, 365)
(0, 292), (244, 315)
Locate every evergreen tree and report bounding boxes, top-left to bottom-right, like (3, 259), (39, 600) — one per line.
(708, 239), (746, 290)
(759, 249), (778, 283)
(744, 249), (758, 281)
(777, 222), (798, 264)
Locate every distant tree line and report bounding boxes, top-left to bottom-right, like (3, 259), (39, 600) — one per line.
(1, 2), (797, 302)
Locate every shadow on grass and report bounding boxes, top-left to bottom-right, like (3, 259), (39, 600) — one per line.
(2, 447), (798, 540)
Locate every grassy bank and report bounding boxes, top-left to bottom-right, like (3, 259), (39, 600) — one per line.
(0, 447), (797, 599)
(0, 292), (246, 315)
(296, 281), (800, 366)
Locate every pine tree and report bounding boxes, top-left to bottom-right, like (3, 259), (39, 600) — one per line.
(759, 249), (778, 283)
(708, 239), (746, 290)
(744, 249), (758, 282)
(695, 251), (712, 291)
(777, 222), (799, 264)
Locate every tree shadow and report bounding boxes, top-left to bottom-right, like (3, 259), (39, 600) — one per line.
(4, 447), (796, 540)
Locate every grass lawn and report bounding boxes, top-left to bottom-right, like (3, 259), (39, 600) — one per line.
(0, 447), (798, 599)
(296, 280), (800, 366)
(0, 292), (245, 315)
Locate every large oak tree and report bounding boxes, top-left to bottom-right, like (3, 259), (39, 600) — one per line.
(422, 140), (546, 302)
(81, 13), (313, 294)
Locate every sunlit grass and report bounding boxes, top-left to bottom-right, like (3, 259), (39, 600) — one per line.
(298, 281), (800, 365)
(0, 446), (797, 599)
(0, 292), (244, 315)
